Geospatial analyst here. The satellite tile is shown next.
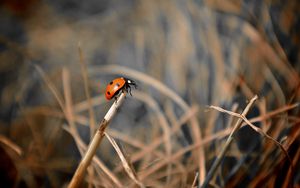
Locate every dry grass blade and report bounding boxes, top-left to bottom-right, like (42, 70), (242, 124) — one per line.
(201, 95), (258, 188)
(74, 95), (106, 113)
(78, 44), (96, 138)
(134, 91), (172, 184)
(114, 106), (198, 174)
(202, 95), (258, 187)
(241, 103), (299, 127)
(34, 65), (65, 111)
(68, 93), (127, 188)
(63, 125), (122, 187)
(62, 68), (75, 129)
(69, 96), (298, 187)
(78, 44), (96, 188)
(209, 105), (295, 187)
(139, 128), (231, 181)
(242, 23), (299, 88)
(191, 172), (199, 188)
(105, 132), (145, 188)
(63, 67), (96, 187)
(0, 135), (23, 156)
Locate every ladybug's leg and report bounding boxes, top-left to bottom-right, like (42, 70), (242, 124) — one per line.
(113, 90), (121, 102)
(114, 96), (118, 102)
(128, 86), (132, 96)
(131, 80), (137, 89)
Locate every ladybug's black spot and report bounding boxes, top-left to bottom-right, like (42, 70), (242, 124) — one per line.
(116, 83), (120, 87)
(107, 91), (110, 95)
(109, 81), (113, 85)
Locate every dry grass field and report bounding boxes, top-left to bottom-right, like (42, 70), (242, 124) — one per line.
(0, 0), (299, 187)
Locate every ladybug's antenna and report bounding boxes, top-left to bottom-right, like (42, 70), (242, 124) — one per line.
(128, 86), (132, 96)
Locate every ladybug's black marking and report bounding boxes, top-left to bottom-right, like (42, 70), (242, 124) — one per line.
(106, 77), (137, 100)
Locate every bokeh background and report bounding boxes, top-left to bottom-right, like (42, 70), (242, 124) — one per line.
(0, 0), (299, 187)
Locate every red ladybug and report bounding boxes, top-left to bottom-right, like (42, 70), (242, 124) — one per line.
(105, 77), (137, 100)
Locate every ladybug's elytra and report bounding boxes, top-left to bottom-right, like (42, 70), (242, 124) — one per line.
(105, 77), (137, 100)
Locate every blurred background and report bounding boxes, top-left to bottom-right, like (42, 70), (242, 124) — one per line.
(0, 0), (299, 187)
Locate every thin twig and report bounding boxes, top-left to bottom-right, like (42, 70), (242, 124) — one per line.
(0, 135), (23, 156)
(63, 125), (122, 187)
(191, 172), (199, 188)
(209, 104), (295, 187)
(105, 132), (145, 188)
(78, 44), (96, 139)
(201, 95), (258, 188)
(68, 93), (127, 188)
(133, 91), (172, 185)
(78, 44), (97, 188)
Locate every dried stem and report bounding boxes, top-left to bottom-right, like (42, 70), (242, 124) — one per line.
(191, 172), (199, 188)
(0, 135), (23, 156)
(68, 93), (127, 188)
(78, 44), (96, 139)
(78, 44), (97, 188)
(105, 132), (145, 188)
(209, 103), (295, 188)
(201, 95), (258, 188)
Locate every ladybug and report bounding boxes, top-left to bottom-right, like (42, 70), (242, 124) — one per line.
(105, 77), (137, 100)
